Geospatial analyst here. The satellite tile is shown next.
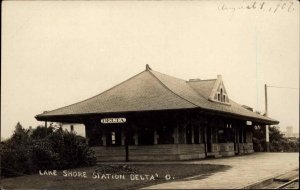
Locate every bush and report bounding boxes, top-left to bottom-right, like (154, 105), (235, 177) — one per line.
(1, 123), (96, 177)
(253, 138), (264, 152)
(1, 139), (32, 177)
(46, 129), (96, 169)
(31, 125), (54, 139)
(252, 125), (299, 152)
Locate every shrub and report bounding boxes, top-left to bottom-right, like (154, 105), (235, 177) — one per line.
(1, 139), (32, 177)
(253, 138), (264, 152)
(1, 123), (96, 177)
(46, 129), (96, 169)
(0, 123), (33, 177)
(252, 125), (299, 152)
(31, 125), (54, 139)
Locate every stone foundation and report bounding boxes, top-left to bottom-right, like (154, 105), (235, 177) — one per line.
(243, 143), (254, 154)
(207, 144), (222, 158)
(92, 144), (205, 161)
(219, 143), (235, 157)
(91, 143), (254, 161)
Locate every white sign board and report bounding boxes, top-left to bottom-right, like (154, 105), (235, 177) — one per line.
(101, 118), (126, 124)
(246, 121), (252, 125)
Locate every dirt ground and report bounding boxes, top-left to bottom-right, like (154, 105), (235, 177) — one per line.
(0, 163), (230, 189)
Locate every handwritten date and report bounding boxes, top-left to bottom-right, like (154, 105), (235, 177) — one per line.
(218, 1), (295, 14)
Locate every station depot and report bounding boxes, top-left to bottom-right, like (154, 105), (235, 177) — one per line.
(36, 65), (278, 161)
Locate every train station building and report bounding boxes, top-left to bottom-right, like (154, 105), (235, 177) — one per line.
(35, 65), (278, 161)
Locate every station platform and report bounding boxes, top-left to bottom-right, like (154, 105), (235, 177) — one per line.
(143, 152), (299, 189)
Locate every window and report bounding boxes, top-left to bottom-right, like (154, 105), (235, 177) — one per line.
(111, 132), (116, 145)
(220, 89), (223, 102)
(215, 87), (229, 104)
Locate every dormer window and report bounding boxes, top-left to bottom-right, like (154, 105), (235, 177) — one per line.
(208, 75), (230, 105)
(220, 89), (223, 102)
(213, 87), (228, 103)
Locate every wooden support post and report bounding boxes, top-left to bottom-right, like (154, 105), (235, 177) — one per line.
(154, 129), (159, 145)
(198, 126), (201, 144)
(237, 127), (240, 154)
(124, 128), (129, 162)
(172, 126), (179, 144)
(204, 126), (207, 157)
(183, 125), (187, 144)
(133, 132), (139, 145)
(241, 127), (244, 143)
(234, 125), (237, 153)
(215, 127), (218, 144)
(121, 127), (126, 146)
(224, 124), (228, 143)
(210, 127), (213, 152)
(101, 134), (107, 146)
(191, 125), (195, 144)
(210, 127), (213, 143)
(234, 126), (237, 143)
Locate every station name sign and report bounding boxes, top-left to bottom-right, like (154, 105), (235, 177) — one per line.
(101, 118), (126, 124)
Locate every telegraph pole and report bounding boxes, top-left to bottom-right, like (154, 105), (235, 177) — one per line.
(264, 84), (270, 152)
(264, 84), (298, 152)
(45, 120), (48, 137)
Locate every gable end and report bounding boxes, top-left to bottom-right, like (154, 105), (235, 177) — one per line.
(208, 75), (230, 105)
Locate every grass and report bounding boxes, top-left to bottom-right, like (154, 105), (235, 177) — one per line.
(0, 163), (230, 189)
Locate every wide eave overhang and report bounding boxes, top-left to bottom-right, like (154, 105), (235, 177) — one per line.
(35, 107), (279, 126)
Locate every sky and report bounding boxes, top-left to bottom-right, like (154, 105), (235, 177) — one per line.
(1, 0), (299, 139)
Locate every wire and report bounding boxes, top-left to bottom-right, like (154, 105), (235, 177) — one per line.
(267, 85), (299, 90)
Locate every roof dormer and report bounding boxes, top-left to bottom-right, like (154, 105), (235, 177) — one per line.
(208, 75), (230, 105)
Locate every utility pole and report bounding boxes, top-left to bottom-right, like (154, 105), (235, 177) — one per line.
(45, 120), (48, 137)
(264, 84), (270, 152)
(125, 129), (129, 162)
(0, 121), (1, 179)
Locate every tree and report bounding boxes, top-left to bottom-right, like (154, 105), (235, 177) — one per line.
(31, 125), (54, 139)
(1, 122), (32, 176)
(269, 126), (285, 143)
(11, 122), (30, 143)
(252, 125), (299, 152)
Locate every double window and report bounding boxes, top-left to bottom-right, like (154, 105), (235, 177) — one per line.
(111, 132), (116, 145)
(217, 88), (226, 103)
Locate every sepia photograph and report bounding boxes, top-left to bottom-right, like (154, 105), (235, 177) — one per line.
(1, 0), (299, 189)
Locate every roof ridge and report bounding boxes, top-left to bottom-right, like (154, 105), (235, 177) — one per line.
(36, 70), (147, 118)
(148, 70), (199, 108)
(187, 79), (216, 82)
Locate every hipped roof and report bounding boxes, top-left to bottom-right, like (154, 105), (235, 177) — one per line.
(36, 66), (278, 125)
